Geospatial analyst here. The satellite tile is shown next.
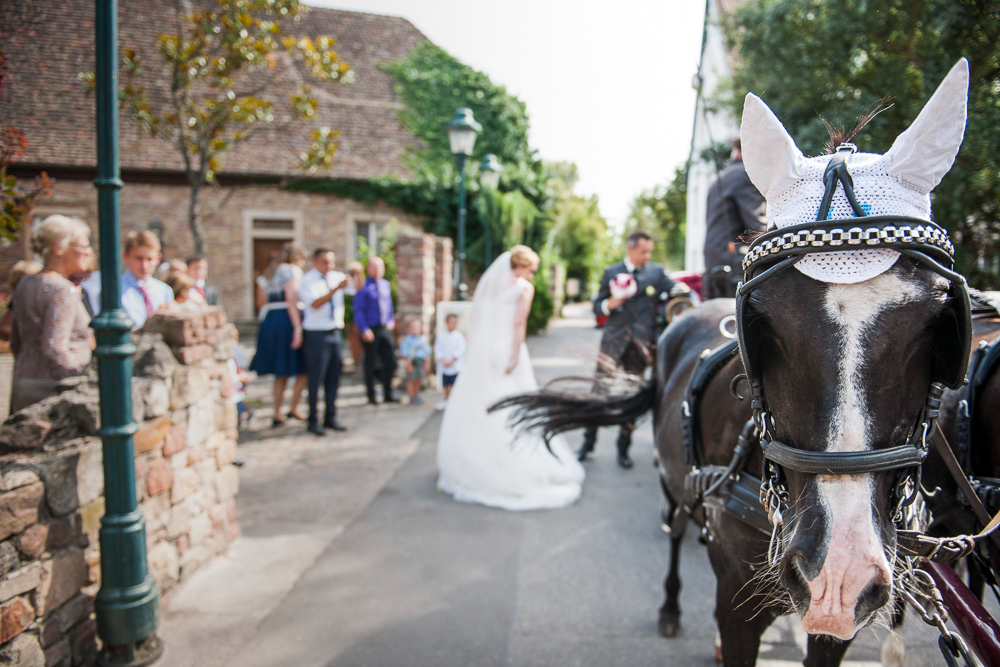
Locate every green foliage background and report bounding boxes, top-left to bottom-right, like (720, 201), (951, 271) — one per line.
(624, 164), (688, 271)
(542, 162), (611, 297)
(725, 0), (1000, 287)
(527, 265), (554, 335)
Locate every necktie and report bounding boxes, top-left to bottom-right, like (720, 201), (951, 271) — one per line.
(328, 277), (335, 319)
(195, 286), (206, 299)
(139, 285), (154, 317)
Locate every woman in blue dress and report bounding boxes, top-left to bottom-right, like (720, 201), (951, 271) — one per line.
(250, 243), (308, 426)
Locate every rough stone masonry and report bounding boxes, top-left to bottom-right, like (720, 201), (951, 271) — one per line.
(0, 307), (241, 665)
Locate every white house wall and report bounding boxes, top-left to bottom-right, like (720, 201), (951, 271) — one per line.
(685, 0), (741, 274)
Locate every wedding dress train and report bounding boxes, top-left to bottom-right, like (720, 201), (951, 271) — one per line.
(436, 256), (585, 511)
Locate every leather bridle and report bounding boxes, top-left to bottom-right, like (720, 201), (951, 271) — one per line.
(735, 144), (973, 531)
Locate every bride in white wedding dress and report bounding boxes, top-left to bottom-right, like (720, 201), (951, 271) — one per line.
(436, 246), (585, 510)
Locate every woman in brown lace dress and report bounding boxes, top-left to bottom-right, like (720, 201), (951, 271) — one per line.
(10, 215), (95, 412)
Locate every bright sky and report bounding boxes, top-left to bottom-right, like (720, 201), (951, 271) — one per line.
(311, 0), (707, 230)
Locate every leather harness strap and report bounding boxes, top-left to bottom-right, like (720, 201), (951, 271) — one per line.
(682, 340), (740, 467)
(933, 422), (1000, 545)
(762, 440), (927, 475)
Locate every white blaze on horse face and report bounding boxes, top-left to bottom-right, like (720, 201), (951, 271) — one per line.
(798, 273), (922, 639)
(823, 273), (922, 454)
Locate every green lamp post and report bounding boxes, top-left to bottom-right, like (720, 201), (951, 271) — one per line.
(478, 154), (501, 266)
(447, 108), (481, 301)
(93, 0), (162, 663)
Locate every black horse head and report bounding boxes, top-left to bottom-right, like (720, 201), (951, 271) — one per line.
(737, 58), (971, 640)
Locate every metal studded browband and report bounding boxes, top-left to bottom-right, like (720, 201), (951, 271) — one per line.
(742, 215), (955, 274)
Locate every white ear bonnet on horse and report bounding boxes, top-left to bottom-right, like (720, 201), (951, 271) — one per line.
(740, 58), (969, 284)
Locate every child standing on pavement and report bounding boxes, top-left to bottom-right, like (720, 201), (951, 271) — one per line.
(400, 320), (432, 405)
(433, 313), (465, 411)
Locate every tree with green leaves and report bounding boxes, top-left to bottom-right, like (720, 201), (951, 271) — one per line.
(624, 164), (687, 271)
(380, 40), (548, 261)
(385, 41), (542, 198)
(725, 0), (1000, 287)
(542, 161), (610, 296)
(92, 0), (352, 254)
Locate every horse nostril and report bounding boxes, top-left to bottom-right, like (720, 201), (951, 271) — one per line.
(787, 546), (822, 581)
(780, 549), (812, 606)
(855, 573), (892, 626)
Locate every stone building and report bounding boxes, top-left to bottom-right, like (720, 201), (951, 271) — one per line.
(1, 0), (453, 327)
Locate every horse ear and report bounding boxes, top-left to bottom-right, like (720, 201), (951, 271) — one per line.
(883, 58), (968, 192)
(741, 93), (807, 199)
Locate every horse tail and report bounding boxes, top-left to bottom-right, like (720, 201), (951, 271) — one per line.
(489, 371), (656, 446)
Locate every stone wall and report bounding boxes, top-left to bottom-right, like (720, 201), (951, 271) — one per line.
(433, 237), (454, 307)
(0, 307), (240, 665)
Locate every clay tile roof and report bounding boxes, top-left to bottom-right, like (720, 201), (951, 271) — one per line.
(0, 0), (426, 181)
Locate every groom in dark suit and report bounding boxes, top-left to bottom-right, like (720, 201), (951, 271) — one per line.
(578, 230), (681, 468)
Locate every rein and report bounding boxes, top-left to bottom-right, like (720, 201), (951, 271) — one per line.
(896, 422), (1000, 562)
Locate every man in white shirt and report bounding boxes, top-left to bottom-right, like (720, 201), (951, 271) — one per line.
(298, 248), (352, 436)
(120, 230), (173, 328)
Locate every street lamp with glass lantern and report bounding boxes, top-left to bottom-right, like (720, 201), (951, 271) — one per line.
(479, 154), (501, 266)
(447, 108), (481, 301)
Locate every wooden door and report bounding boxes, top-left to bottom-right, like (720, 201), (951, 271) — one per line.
(253, 238), (289, 314)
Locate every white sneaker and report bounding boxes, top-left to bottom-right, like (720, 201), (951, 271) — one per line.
(436, 401), (447, 411)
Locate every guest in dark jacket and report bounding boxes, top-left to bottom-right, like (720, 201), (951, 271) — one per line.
(353, 257), (398, 404)
(703, 139), (765, 298)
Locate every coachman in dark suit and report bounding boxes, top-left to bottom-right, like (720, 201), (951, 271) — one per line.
(703, 139), (765, 299)
(579, 230), (681, 469)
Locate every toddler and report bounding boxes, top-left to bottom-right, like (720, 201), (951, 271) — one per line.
(400, 320), (432, 405)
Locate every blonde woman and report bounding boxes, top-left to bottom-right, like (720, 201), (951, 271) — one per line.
(249, 243), (308, 425)
(436, 245), (585, 510)
(10, 215), (95, 412)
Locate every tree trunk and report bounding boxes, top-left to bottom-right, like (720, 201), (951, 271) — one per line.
(187, 178), (204, 255)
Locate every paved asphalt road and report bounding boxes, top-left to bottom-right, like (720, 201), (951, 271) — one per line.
(162, 302), (962, 666)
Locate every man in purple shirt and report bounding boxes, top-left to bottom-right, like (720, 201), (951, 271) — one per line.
(353, 257), (398, 403)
